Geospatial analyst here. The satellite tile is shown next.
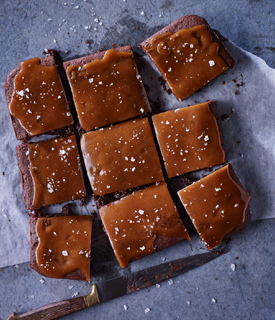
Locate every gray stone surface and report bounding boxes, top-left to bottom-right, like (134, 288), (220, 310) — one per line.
(1, 1), (275, 319)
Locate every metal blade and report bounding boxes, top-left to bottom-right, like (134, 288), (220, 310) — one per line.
(96, 251), (224, 303)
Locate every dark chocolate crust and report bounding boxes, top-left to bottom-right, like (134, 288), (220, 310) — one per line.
(140, 15), (235, 69)
(207, 100), (227, 164)
(4, 54), (74, 140)
(29, 214), (87, 281)
(16, 143), (34, 211)
(222, 163), (251, 240)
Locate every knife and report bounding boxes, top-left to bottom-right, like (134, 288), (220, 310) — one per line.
(6, 251), (224, 320)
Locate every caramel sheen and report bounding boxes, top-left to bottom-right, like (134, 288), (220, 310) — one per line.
(80, 118), (164, 195)
(152, 102), (226, 178)
(99, 182), (190, 268)
(9, 57), (73, 135)
(36, 216), (92, 281)
(67, 49), (151, 131)
(145, 25), (229, 101)
(177, 165), (250, 250)
(29, 135), (86, 208)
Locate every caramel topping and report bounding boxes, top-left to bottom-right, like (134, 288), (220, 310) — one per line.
(66, 49), (151, 131)
(81, 118), (164, 195)
(152, 102), (226, 178)
(29, 135), (86, 208)
(36, 215), (93, 281)
(177, 165), (250, 250)
(99, 182), (190, 268)
(9, 57), (73, 136)
(145, 25), (229, 101)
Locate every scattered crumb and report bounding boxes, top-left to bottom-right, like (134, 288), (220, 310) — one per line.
(212, 298), (217, 303)
(124, 305), (128, 310)
(2, 172), (4, 175)
(145, 308), (151, 314)
(168, 279), (174, 285)
(136, 26), (139, 30)
(230, 263), (236, 271)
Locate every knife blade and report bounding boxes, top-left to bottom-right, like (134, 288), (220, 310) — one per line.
(6, 251), (224, 320)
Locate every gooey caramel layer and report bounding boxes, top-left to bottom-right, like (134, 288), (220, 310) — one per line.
(29, 135), (86, 208)
(9, 57), (73, 136)
(36, 215), (93, 281)
(145, 25), (229, 101)
(152, 101), (226, 178)
(80, 118), (164, 195)
(67, 49), (151, 131)
(99, 182), (190, 268)
(177, 164), (250, 250)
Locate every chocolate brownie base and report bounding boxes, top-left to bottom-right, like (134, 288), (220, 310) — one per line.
(140, 15), (235, 69)
(63, 45), (151, 131)
(29, 214), (87, 281)
(4, 53), (74, 140)
(16, 143), (34, 211)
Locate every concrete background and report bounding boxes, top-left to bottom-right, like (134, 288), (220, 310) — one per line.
(0, 1), (275, 319)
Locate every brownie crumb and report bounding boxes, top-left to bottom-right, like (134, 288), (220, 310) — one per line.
(221, 109), (234, 121)
(2, 172), (4, 175)
(136, 26), (139, 30)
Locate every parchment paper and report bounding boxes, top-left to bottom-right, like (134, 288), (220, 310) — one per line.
(0, 41), (274, 268)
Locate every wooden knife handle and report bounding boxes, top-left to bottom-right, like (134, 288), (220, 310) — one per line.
(6, 296), (87, 320)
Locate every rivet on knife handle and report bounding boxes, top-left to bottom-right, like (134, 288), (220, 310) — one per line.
(83, 283), (100, 307)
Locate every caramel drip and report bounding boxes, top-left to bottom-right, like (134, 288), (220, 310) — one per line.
(99, 182), (190, 268)
(67, 49), (150, 131)
(80, 117), (164, 195)
(145, 25), (229, 101)
(29, 135), (86, 208)
(36, 215), (93, 281)
(152, 102), (226, 178)
(177, 165), (250, 250)
(9, 57), (73, 135)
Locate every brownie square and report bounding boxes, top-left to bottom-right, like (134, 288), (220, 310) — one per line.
(177, 164), (251, 250)
(30, 214), (93, 281)
(152, 101), (226, 178)
(64, 46), (151, 131)
(80, 117), (164, 195)
(5, 56), (74, 140)
(16, 135), (86, 210)
(140, 15), (234, 101)
(99, 182), (190, 268)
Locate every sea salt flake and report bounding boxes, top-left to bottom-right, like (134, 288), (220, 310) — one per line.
(209, 60), (215, 67)
(124, 305), (128, 310)
(168, 279), (174, 285)
(230, 263), (236, 271)
(145, 308), (150, 314)
(212, 298), (217, 303)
